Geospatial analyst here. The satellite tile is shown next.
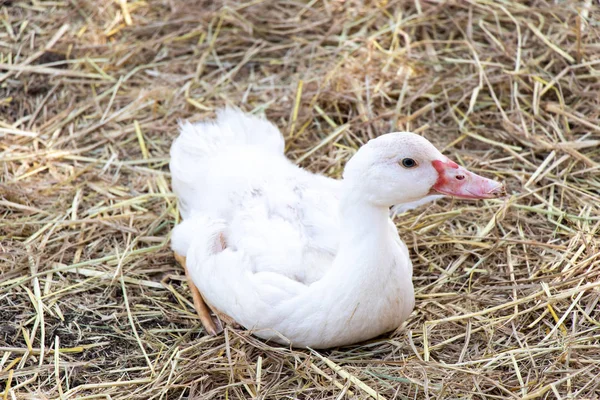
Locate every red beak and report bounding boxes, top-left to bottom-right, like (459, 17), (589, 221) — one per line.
(431, 159), (505, 199)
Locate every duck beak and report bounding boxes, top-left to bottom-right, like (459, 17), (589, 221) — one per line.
(430, 159), (505, 200)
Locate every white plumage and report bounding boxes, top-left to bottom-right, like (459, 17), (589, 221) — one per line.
(170, 108), (504, 348)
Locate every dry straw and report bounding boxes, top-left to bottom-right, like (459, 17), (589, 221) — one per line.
(1, 0), (599, 399)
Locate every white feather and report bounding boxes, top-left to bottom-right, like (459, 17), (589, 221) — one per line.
(169, 110), (452, 348)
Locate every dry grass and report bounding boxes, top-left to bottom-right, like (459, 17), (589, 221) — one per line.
(1, 0), (600, 398)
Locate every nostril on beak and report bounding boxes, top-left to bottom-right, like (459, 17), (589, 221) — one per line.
(456, 175), (465, 180)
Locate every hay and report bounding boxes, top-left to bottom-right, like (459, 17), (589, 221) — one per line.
(1, 0), (599, 398)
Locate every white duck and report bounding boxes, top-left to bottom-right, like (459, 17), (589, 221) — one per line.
(170, 109), (504, 349)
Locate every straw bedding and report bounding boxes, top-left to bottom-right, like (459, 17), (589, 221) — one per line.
(1, 0), (599, 398)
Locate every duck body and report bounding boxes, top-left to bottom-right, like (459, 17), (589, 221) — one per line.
(171, 109), (415, 348)
(170, 109), (504, 348)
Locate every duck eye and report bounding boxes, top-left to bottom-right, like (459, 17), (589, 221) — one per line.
(400, 158), (417, 168)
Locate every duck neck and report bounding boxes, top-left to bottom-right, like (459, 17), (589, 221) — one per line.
(337, 180), (391, 259)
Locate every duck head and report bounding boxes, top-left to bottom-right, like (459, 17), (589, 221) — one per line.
(343, 132), (505, 206)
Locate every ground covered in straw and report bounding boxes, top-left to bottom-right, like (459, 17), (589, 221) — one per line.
(1, 0), (599, 399)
